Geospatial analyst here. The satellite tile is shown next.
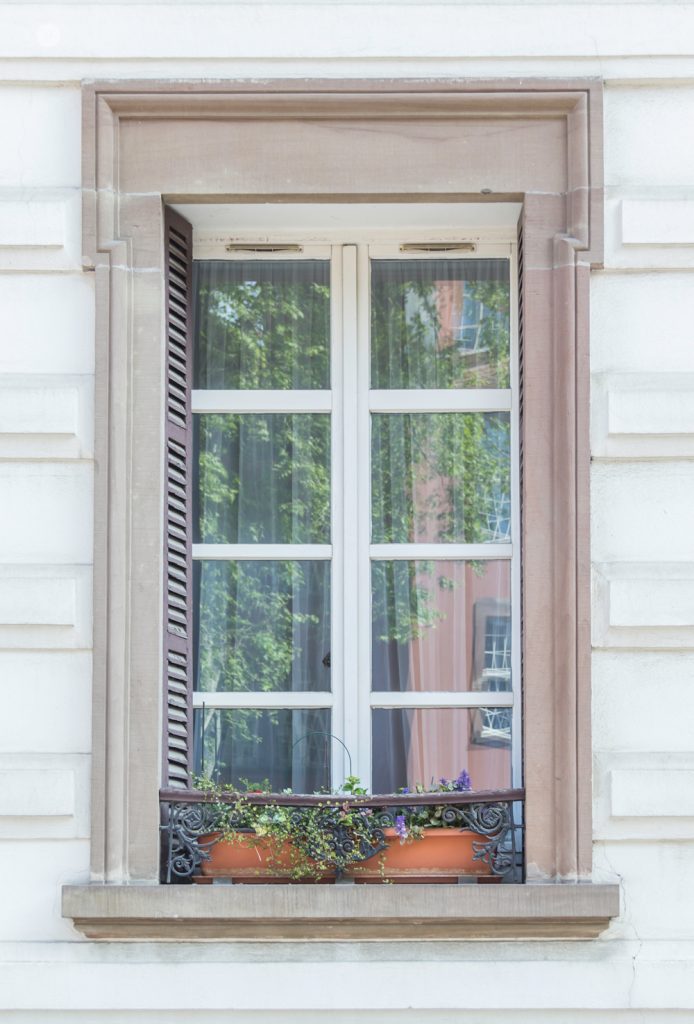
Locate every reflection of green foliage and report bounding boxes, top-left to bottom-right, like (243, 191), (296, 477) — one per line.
(466, 280), (511, 387)
(371, 261), (510, 389)
(193, 262), (333, 782)
(370, 262), (511, 646)
(196, 413), (331, 544)
(197, 561), (329, 693)
(372, 412), (510, 546)
(195, 708), (331, 790)
(193, 260), (513, 775)
(194, 261), (330, 389)
(372, 560), (445, 645)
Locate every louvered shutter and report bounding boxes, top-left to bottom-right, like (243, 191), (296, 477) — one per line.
(163, 207), (194, 789)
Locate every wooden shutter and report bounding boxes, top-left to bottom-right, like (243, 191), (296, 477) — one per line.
(163, 207), (194, 789)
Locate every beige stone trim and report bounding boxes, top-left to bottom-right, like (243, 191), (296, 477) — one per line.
(64, 883), (619, 940)
(81, 78), (603, 886)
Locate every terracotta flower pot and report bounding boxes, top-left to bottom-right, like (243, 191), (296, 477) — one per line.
(197, 832), (335, 884)
(348, 827), (494, 883)
(195, 827), (498, 885)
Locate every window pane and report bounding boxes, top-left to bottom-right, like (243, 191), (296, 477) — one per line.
(372, 560), (510, 692)
(194, 708), (331, 791)
(194, 413), (331, 544)
(371, 412), (511, 544)
(371, 707), (511, 793)
(371, 259), (510, 389)
(195, 560), (331, 693)
(194, 260), (330, 389)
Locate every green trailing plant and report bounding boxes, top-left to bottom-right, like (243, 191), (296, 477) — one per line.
(195, 776), (385, 880)
(195, 771), (475, 879)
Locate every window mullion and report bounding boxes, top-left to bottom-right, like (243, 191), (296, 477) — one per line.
(509, 242), (523, 792)
(339, 244), (361, 787)
(356, 244), (373, 790)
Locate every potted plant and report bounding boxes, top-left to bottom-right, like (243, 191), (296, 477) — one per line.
(348, 771), (495, 883)
(192, 771), (499, 884)
(194, 778), (387, 883)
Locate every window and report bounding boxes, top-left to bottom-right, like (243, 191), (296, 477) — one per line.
(175, 213), (521, 798)
(73, 84), (608, 918)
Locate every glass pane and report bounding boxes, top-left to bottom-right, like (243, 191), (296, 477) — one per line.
(371, 412), (511, 544)
(371, 707), (511, 793)
(372, 560), (511, 692)
(195, 560), (331, 693)
(194, 413), (331, 544)
(194, 260), (330, 389)
(371, 259), (510, 389)
(194, 708), (331, 791)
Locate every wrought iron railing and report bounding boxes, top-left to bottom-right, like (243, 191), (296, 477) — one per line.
(160, 787), (525, 884)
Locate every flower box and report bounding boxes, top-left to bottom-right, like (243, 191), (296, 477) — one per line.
(197, 832), (335, 884)
(348, 827), (494, 884)
(195, 827), (496, 884)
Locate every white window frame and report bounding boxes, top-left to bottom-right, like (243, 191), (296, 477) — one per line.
(191, 222), (520, 794)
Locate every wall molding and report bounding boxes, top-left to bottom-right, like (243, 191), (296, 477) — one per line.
(622, 199), (694, 247)
(592, 372), (694, 460)
(593, 562), (694, 649)
(0, 374), (93, 460)
(0, 191), (81, 271)
(0, 565), (91, 650)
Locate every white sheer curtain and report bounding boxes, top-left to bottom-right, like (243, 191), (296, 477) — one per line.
(370, 258), (512, 792)
(192, 260), (332, 791)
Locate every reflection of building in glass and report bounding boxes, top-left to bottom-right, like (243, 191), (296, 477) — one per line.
(471, 597), (512, 748)
(371, 563), (514, 789)
(403, 271), (507, 385)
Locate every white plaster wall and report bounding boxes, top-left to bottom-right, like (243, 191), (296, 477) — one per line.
(1, 2), (694, 1020)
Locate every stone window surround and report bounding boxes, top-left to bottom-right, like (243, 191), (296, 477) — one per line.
(65, 78), (618, 939)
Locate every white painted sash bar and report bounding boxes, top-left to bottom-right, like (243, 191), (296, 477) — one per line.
(369, 389), (511, 413)
(192, 692), (333, 709)
(369, 692), (514, 709)
(192, 390), (332, 414)
(369, 543), (512, 560)
(192, 544), (332, 560)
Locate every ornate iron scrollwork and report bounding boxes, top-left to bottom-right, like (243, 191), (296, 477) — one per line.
(290, 806), (388, 876)
(373, 800), (521, 880)
(161, 797), (523, 883)
(162, 801), (221, 882)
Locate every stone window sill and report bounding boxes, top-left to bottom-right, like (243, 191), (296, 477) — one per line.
(63, 882), (620, 940)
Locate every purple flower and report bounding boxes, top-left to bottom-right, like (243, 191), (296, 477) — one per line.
(439, 777), (450, 787)
(453, 769), (472, 792)
(394, 814), (408, 841)
(400, 786), (410, 794)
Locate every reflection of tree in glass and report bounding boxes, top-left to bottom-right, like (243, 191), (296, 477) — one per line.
(371, 261), (510, 390)
(196, 561), (329, 694)
(194, 707), (331, 790)
(193, 265), (333, 780)
(372, 412), (510, 546)
(192, 261), (513, 771)
(372, 560), (445, 646)
(195, 413), (331, 544)
(194, 261), (330, 389)
(370, 263), (511, 650)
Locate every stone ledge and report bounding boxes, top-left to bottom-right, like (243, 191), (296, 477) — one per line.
(63, 883), (620, 940)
